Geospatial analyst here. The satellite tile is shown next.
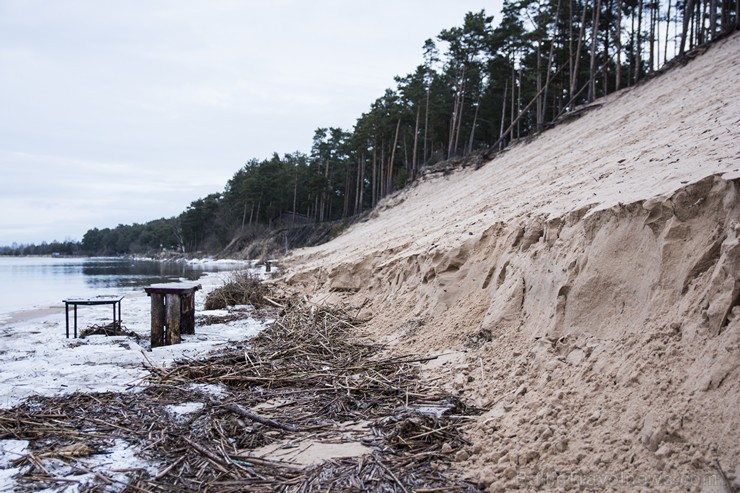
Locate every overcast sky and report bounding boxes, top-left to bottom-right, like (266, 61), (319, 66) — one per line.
(0, 0), (502, 246)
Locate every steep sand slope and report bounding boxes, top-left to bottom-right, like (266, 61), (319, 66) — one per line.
(281, 33), (740, 492)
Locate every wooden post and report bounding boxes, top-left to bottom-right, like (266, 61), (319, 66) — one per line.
(180, 292), (195, 335)
(166, 294), (182, 345)
(150, 294), (166, 348)
(65, 303), (70, 339)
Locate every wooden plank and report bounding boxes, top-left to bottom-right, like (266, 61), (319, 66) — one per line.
(180, 292), (195, 335)
(166, 294), (182, 345)
(144, 283), (201, 295)
(150, 294), (166, 348)
(63, 295), (124, 305)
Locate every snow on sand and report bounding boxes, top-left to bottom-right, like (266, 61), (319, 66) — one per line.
(0, 265), (270, 491)
(0, 268), (268, 410)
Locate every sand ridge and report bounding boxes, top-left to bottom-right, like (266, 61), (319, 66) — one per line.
(279, 33), (740, 491)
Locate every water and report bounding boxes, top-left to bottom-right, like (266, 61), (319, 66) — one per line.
(0, 256), (244, 315)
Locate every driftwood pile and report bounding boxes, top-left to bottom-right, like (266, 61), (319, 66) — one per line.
(0, 297), (480, 492)
(79, 321), (141, 341)
(203, 271), (269, 310)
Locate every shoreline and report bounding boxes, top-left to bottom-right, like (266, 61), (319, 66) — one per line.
(0, 257), (257, 324)
(0, 291), (150, 327)
(0, 306), (64, 326)
(0, 268), (271, 411)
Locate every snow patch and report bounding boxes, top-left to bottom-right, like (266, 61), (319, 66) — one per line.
(0, 268), (268, 410)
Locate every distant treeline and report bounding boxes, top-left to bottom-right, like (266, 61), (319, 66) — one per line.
(4, 2), (737, 256)
(0, 218), (180, 257)
(0, 241), (82, 257)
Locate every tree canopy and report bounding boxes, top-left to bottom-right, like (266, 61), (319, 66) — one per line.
(5, 0), (736, 256)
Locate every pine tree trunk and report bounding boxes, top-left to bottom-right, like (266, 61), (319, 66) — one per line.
(616, 0), (623, 90)
(674, 6), (680, 54)
(357, 153), (365, 214)
(389, 119), (401, 193)
(664, 0), (672, 62)
(354, 156), (360, 215)
(499, 80), (508, 150)
(510, 65), (516, 134)
(571, 1), (589, 102)
(360, 154), (365, 213)
(292, 172), (297, 223)
(447, 90), (459, 159)
(423, 87), (430, 164)
(589, 0), (603, 102)
(379, 142), (385, 199)
(371, 143), (377, 206)
(536, 41), (543, 129)
(467, 92), (480, 154)
(569, 0), (575, 99)
(342, 161), (350, 218)
(322, 158), (330, 222)
(656, 1), (660, 68)
(603, 0), (610, 96)
(403, 135), (409, 176)
(694, 0), (704, 46)
(412, 104), (420, 180)
(453, 71), (466, 156)
(543, 30), (558, 125)
(649, 0), (656, 72)
(541, 0), (561, 127)
(629, 7), (635, 83)
(517, 70), (522, 138)
(636, 0), (643, 82)
(687, 1), (694, 48)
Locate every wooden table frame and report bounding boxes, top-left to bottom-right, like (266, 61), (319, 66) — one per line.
(62, 295), (124, 338)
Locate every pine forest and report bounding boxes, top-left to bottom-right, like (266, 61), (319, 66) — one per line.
(4, 0), (737, 256)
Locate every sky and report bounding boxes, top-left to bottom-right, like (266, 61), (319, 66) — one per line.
(0, 0), (502, 246)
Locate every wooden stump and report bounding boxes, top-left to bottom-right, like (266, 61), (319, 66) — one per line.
(166, 294), (182, 345)
(144, 282), (201, 347)
(180, 292), (195, 335)
(150, 294), (166, 348)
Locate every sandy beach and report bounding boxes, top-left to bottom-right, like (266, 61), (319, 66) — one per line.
(280, 32), (740, 491)
(0, 31), (738, 493)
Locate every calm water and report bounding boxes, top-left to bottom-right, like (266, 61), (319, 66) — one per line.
(0, 257), (242, 315)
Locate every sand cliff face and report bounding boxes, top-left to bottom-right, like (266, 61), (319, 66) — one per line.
(280, 33), (740, 491)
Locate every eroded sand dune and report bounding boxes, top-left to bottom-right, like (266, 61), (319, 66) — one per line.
(281, 33), (740, 491)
